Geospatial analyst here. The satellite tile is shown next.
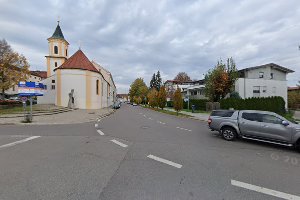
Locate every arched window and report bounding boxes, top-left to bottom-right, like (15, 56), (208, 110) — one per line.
(54, 46), (58, 54)
(66, 49), (68, 56)
(96, 80), (99, 95)
(55, 62), (57, 67)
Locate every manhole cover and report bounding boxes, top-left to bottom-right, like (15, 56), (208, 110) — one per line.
(141, 126), (150, 129)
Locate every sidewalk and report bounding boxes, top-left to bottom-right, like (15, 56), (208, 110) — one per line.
(0, 107), (114, 125)
(164, 107), (209, 121)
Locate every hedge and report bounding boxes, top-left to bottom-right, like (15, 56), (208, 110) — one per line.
(220, 96), (286, 114)
(167, 99), (209, 111)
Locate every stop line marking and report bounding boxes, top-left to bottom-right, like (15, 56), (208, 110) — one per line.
(231, 179), (300, 200)
(147, 154), (182, 169)
(0, 136), (41, 149)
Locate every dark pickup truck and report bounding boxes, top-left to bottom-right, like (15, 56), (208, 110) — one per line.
(208, 110), (300, 150)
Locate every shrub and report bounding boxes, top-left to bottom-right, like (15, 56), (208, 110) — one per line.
(220, 96), (286, 114)
(183, 99), (209, 110)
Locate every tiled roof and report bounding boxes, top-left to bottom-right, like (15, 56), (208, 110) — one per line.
(30, 71), (47, 79)
(55, 50), (99, 73)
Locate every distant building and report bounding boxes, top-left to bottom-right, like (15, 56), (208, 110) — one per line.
(38, 22), (116, 109)
(235, 63), (294, 108)
(4, 70), (47, 97)
(164, 79), (206, 101)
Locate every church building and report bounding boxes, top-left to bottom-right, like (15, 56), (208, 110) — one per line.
(38, 22), (116, 109)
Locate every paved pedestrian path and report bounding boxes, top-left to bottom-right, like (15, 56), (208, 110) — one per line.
(0, 107), (114, 125)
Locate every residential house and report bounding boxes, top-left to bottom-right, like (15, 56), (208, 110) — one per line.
(235, 63), (294, 108)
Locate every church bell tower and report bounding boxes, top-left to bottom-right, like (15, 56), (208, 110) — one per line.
(46, 21), (69, 77)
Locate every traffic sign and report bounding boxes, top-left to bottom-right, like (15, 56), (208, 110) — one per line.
(21, 96), (27, 102)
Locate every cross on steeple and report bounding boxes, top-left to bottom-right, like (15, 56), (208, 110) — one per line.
(57, 16), (60, 25)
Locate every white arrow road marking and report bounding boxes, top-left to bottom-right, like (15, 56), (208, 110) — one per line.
(97, 130), (105, 136)
(147, 154), (182, 169)
(231, 180), (300, 200)
(0, 136), (41, 149)
(111, 139), (128, 148)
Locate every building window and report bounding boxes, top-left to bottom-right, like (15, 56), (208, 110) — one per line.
(259, 72), (264, 78)
(52, 79), (55, 83)
(54, 46), (58, 54)
(55, 62), (57, 67)
(96, 80), (99, 95)
(191, 91), (197, 96)
(270, 73), (274, 79)
(262, 86), (267, 93)
(253, 86), (260, 97)
(51, 85), (55, 90)
(66, 49), (68, 56)
(101, 83), (103, 96)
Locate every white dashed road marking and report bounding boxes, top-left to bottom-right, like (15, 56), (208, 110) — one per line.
(231, 180), (300, 200)
(148, 117), (153, 120)
(95, 124), (99, 128)
(111, 139), (128, 148)
(157, 121), (166, 125)
(0, 136), (41, 149)
(147, 154), (182, 169)
(176, 127), (192, 132)
(97, 130), (105, 136)
(143, 115), (147, 117)
(97, 119), (101, 122)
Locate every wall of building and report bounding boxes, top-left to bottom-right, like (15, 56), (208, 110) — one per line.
(235, 78), (288, 108)
(244, 66), (286, 81)
(37, 75), (56, 104)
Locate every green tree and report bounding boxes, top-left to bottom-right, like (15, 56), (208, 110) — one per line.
(149, 73), (156, 89)
(147, 88), (158, 108)
(155, 71), (162, 91)
(0, 39), (30, 94)
(173, 87), (183, 115)
(174, 72), (191, 82)
(157, 86), (167, 110)
(129, 78), (148, 103)
(204, 57), (238, 102)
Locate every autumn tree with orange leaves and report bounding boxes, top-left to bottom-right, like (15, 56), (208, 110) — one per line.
(0, 39), (30, 95)
(204, 58), (238, 102)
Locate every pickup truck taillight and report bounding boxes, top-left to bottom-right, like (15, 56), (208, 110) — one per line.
(208, 117), (212, 125)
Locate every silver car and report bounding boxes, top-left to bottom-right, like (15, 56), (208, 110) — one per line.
(208, 110), (300, 150)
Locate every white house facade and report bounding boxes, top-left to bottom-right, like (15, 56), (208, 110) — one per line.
(235, 63), (294, 108)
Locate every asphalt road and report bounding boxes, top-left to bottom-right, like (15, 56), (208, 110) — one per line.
(0, 104), (300, 200)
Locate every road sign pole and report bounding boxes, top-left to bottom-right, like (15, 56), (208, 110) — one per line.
(30, 96), (33, 120)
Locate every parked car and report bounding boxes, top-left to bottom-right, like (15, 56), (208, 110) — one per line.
(208, 110), (300, 150)
(112, 101), (121, 109)
(9, 96), (21, 102)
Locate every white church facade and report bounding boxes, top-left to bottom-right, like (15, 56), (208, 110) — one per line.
(38, 22), (116, 109)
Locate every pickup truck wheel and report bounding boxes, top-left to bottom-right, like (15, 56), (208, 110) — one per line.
(221, 127), (237, 141)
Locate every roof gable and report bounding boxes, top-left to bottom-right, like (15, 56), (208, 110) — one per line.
(239, 63), (294, 73)
(55, 50), (99, 73)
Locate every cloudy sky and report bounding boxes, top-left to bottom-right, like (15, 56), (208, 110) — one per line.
(1, 0), (299, 93)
